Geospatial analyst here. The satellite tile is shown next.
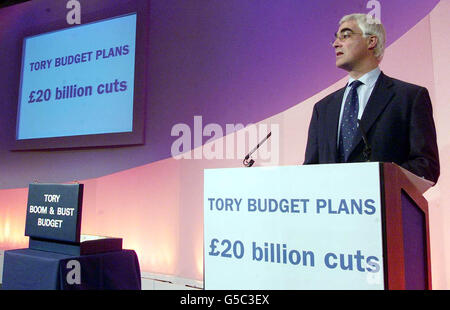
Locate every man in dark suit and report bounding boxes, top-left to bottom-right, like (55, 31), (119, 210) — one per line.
(304, 13), (440, 183)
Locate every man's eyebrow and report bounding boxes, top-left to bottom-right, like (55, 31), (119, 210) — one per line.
(338, 27), (355, 33)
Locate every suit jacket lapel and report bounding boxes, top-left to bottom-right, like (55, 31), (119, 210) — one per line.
(348, 72), (395, 158)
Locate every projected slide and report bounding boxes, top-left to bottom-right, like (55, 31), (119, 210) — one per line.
(16, 13), (137, 141)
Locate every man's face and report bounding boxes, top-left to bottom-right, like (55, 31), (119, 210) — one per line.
(333, 20), (370, 71)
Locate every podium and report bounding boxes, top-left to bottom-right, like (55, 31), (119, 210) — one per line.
(203, 162), (432, 290)
(2, 183), (140, 290)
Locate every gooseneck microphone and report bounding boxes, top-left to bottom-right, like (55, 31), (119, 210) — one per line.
(243, 132), (272, 167)
(357, 119), (371, 162)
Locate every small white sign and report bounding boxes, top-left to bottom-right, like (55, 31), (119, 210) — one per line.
(204, 163), (384, 289)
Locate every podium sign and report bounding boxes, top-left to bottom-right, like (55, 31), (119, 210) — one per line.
(204, 163), (385, 289)
(25, 183), (83, 243)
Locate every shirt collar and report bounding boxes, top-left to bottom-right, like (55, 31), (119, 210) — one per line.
(347, 67), (381, 88)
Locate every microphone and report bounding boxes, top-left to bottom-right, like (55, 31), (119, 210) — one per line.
(243, 131), (272, 167)
(357, 119), (371, 162)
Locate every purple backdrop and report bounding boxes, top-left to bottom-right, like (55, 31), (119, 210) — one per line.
(0, 0), (440, 189)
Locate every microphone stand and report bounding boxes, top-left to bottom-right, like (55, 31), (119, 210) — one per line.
(357, 120), (371, 162)
(243, 132), (272, 167)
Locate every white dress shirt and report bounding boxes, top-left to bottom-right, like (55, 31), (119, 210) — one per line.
(337, 67), (382, 145)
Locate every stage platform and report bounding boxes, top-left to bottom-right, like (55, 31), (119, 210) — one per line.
(0, 249), (202, 290)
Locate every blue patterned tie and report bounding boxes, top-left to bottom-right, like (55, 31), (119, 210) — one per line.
(339, 80), (363, 162)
